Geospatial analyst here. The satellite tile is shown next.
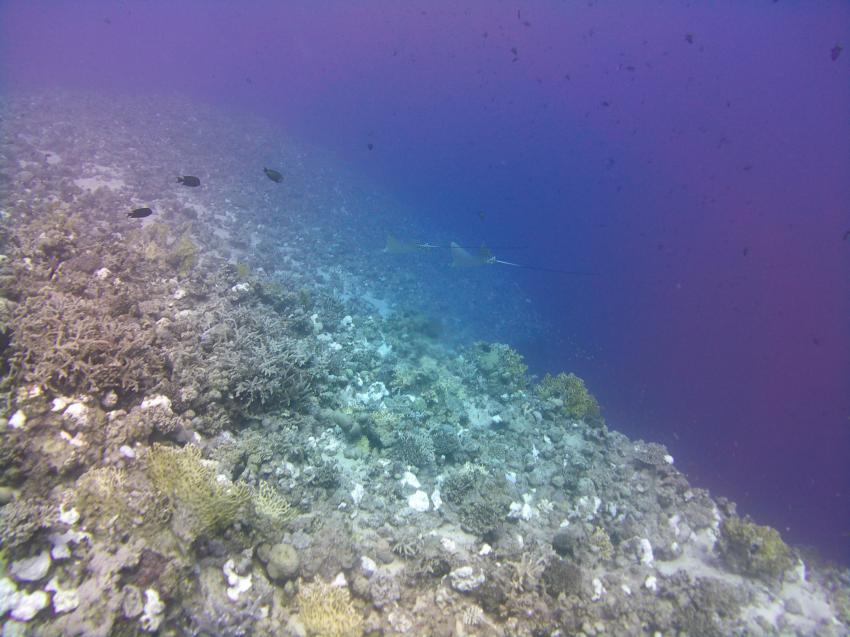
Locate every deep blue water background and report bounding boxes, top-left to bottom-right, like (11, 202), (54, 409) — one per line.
(1, 1), (848, 563)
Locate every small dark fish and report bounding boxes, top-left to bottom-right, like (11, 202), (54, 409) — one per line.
(367, 143), (374, 151)
(264, 167), (283, 183)
(177, 175), (200, 187)
(831, 45), (843, 61)
(685, 33), (694, 44)
(128, 207), (153, 219)
(843, 229), (850, 241)
(743, 246), (749, 256)
(478, 210), (486, 221)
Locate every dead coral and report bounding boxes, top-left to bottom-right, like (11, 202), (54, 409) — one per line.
(0, 497), (58, 553)
(509, 550), (547, 593)
(7, 285), (163, 395)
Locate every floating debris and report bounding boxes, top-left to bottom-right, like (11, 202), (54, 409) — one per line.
(177, 175), (200, 187)
(128, 207), (153, 218)
(263, 167), (283, 183)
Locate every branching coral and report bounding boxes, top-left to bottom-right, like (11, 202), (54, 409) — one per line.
(296, 579), (363, 637)
(146, 444), (251, 539)
(7, 285), (163, 395)
(176, 304), (316, 414)
(509, 551), (547, 593)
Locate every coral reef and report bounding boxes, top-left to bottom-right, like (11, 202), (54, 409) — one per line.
(0, 93), (846, 637)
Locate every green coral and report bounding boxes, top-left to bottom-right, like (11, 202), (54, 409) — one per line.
(469, 342), (528, 393)
(235, 262), (252, 279)
(166, 232), (199, 276)
(253, 481), (294, 525)
(588, 526), (614, 561)
(717, 516), (794, 582)
(297, 579), (363, 637)
(364, 409), (402, 448)
(537, 372), (602, 423)
(76, 466), (131, 528)
(147, 444), (251, 538)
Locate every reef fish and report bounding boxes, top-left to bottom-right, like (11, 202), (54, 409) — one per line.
(264, 167), (283, 183)
(128, 207), (153, 218)
(177, 175), (200, 187)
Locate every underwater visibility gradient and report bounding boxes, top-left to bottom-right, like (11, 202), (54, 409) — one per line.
(0, 1), (848, 635)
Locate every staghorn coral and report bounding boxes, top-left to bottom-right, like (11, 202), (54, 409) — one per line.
(297, 578), (363, 637)
(7, 285), (163, 395)
(171, 301), (316, 415)
(537, 372), (602, 423)
(391, 530), (423, 559)
(146, 443), (251, 540)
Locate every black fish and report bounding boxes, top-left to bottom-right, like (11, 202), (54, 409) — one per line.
(367, 143), (374, 151)
(128, 207), (153, 219)
(843, 229), (850, 241)
(832, 45), (843, 61)
(177, 175), (200, 187)
(264, 167), (283, 183)
(685, 33), (694, 44)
